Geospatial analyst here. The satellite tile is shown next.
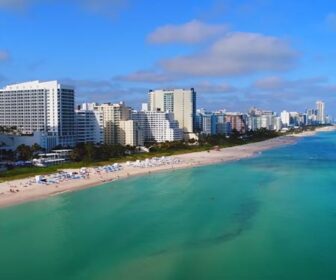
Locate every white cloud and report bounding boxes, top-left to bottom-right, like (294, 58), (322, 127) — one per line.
(326, 13), (336, 31)
(76, 0), (129, 16)
(160, 32), (298, 77)
(0, 0), (129, 16)
(60, 78), (146, 107)
(115, 70), (176, 83)
(0, 50), (9, 61)
(0, 0), (30, 9)
(253, 76), (328, 91)
(147, 20), (228, 44)
(194, 81), (236, 94)
(253, 76), (285, 90)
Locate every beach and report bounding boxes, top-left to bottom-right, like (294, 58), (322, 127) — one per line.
(0, 126), (334, 208)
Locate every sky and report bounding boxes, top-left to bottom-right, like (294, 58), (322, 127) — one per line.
(0, 0), (335, 115)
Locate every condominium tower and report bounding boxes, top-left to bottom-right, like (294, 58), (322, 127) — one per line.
(0, 80), (75, 149)
(316, 100), (325, 124)
(75, 103), (103, 145)
(148, 88), (197, 139)
(132, 111), (183, 143)
(224, 113), (247, 134)
(93, 102), (132, 145)
(280, 110), (290, 127)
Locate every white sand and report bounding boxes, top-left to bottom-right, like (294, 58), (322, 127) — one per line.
(0, 126), (334, 208)
(289, 126), (336, 137)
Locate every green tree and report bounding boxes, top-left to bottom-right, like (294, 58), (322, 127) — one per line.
(31, 143), (44, 157)
(16, 144), (33, 161)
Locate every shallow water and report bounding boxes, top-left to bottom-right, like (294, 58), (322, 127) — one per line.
(1, 132), (336, 279)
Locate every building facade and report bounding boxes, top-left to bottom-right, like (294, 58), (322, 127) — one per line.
(148, 88), (197, 139)
(132, 111), (183, 143)
(225, 113), (247, 134)
(119, 120), (144, 147)
(75, 103), (103, 145)
(0, 80), (75, 149)
(248, 109), (280, 131)
(316, 100), (325, 124)
(214, 111), (231, 135)
(280, 111), (290, 127)
(93, 102), (132, 145)
(196, 109), (217, 135)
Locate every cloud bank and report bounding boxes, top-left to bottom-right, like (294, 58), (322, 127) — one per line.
(161, 32), (298, 77)
(0, 0), (129, 16)
(326, 13), (336, 31)
(147, 20), (228, 44)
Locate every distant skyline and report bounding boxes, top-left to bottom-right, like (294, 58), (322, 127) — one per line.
(0, 0), (335, 113)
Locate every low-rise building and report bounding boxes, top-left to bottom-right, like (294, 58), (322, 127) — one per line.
(0, 131), (57, 151)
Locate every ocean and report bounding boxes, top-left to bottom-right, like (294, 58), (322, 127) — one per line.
(1, 132), (336, 280)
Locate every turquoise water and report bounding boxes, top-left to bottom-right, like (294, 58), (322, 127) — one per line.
(1, 132), (336, 279)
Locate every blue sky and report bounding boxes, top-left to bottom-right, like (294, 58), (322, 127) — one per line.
(0, 0), (335, 114)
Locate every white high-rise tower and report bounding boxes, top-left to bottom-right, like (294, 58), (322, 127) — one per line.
(316, 100), (325, 124)
(0, 80), (75, 149)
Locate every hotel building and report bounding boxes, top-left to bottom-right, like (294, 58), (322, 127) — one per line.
(132, 111), (183, 143)
(75, 103), (103, 145)
(196, 109), (217, 135)
(119, 120), (144, 147)
(280, 111), (290, 127)
(224, 113), (247, 134)
(93, 102), (132, 145)
(148, 88), (197, 139)
(0, 80), (75, 150)
(248, 108), (281, 131)
(316, 100), (325, 124)
(215, 111), (232, 135)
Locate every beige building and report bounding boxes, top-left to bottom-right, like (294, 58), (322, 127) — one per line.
(93, 102), (132, 145)
(119, 120), (144, 147)
(316, 100), (325, 124)
(148, 88), (196, 139)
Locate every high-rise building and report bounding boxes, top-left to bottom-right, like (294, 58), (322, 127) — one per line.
(316, 100), (325, 124)
(75, 103), (103, 145)
(148, 88), (197, 139)
(141, 103), (149, 112)
(215, 111), (231, 135)
(132, 111), (183, 143)
(119, 120), (144, 147)
(0, 80), (75, 149)
(273, 116), (282, 131)
(280, 111), (290, 127)
(248, 109), (277, 131)
(93, 102), (132, 145)
(289, 112), (304, 126)
(225, 113), (247, 134)
(196, 109), (217, 135)
(306, 109), (317, 125)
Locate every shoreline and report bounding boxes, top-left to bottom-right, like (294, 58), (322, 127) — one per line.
(0, 126), (334, 209)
